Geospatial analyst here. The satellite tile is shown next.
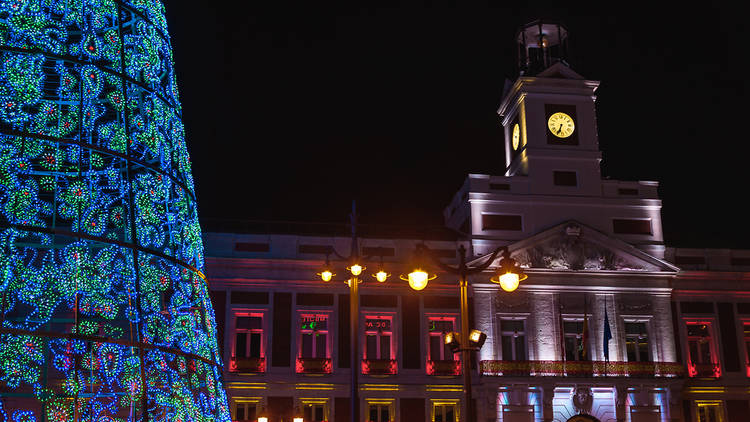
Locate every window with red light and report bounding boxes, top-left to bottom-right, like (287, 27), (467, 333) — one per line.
(234, 313), (264, 360)
(364, 316), (393, 360)
(300, 314), (329, 359)
(428, 316), (458, 361)
(688, 324), (713, 364)
(686, 322), (718, 377)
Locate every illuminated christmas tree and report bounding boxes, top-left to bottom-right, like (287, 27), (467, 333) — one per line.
(0, 1), (230, 421)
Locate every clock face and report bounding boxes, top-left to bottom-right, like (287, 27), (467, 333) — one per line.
(511, 123), (520, 150)
(547, 112), (575, 138)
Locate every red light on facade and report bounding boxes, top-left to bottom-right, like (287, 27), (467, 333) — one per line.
(426, 359), (461, 376)
(296, 358), (332, 374)
(362, 359), (398, 375)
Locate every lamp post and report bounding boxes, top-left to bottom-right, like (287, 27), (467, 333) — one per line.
(316, 202), (390, 422)
(403, 243), (527, 422)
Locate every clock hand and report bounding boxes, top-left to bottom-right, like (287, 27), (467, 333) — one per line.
(557, 124), (563, 134)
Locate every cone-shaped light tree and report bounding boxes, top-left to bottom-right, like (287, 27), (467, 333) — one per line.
(0, 1), (230, 420)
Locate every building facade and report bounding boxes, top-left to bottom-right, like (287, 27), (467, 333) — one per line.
(203, 21), (750, 422)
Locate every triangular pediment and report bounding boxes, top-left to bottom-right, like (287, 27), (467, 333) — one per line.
(473, 221), (678, 273)
(536, 61), (585, 80)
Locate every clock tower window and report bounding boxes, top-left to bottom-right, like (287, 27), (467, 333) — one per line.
(553, 171), (578, 187)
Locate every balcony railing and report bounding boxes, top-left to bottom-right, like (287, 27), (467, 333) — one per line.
(229, 357), (266, 373)
(296, 357), (332, 374)
(427, 359), (461, 376)
(481, 360), (684, 378)
(362, 359), (398, 375)
(688, 362), (720, 378)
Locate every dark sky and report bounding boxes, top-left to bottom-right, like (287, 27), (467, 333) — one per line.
(163, 2), (749, 249)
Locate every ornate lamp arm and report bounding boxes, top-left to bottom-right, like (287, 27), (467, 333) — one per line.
(417, 244), (506, 275)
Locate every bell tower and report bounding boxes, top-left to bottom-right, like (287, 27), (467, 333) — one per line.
(499, 20), (603, 197)
(517, 19), (570, 76)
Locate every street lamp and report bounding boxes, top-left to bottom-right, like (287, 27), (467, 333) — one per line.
(403, 243), (526, 422)
(316, 202), (391, 422)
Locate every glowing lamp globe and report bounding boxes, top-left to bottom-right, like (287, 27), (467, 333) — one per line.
(258, 418), (268, 422)
(375, 270), (389, 282)
(498, 272), (520, 292)
(294, 418), (304, 422)
(349, 264), (363, 276)
(491, 249), (528, 292)
(321, 270), (333, 282)
(407, 269), (429, 291)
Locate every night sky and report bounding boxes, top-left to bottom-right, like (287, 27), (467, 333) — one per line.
(162, 2), (749, 249)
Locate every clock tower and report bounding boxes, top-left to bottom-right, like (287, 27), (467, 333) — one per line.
(444, 20), (666, 259)
(500, 20), (603, 196)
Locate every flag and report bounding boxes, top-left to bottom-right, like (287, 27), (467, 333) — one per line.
(559, 304), (567, 361)
(603, 299), (613, 362)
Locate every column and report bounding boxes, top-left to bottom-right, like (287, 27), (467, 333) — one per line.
(542, 384), (555, 422)
(615, 385), (627, 422)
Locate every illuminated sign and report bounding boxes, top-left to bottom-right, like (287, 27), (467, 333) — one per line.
(365, 318), (391, 331)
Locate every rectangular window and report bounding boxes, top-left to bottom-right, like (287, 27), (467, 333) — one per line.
(687, 322), (718, 377)
(235, 315), (263, 358)
(303, 403), (327, 422)
(482, 214), (523, 231)
(428, 317), (457, 361)
(300, 314), (329, 359)
(364, 316), (393, 360)
(499, 319), (526, 361)
(612, 219), (652, 235)
(233, 401), (257, 422)
(367, 403), (392, 422)
(563, 320), (587, 361)
(231, 312), (266, 373)
(696, 402), (724, 422)
(624, 322), (650, 362)
(433, 403), (458, 422)
(553, 171), (577, 186)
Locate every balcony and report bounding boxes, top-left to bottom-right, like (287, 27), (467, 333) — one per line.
(427, 359), (461, 376)
(362, 359), (398, 375)
(481, 360), (684, 378)
(688, 362), (720, 378)
(296, 357), (332, 374)
(229, 357), (265, 373)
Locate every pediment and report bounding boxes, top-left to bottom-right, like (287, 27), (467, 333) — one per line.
(475, 221), (678, 273)
(536, 62), (585, 80)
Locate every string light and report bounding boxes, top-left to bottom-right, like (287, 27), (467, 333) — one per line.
(0, 1), (229, 420)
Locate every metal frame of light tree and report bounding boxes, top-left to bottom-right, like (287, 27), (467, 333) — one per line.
(0, 2), (229, 421)
(403, 244), (527, 422)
